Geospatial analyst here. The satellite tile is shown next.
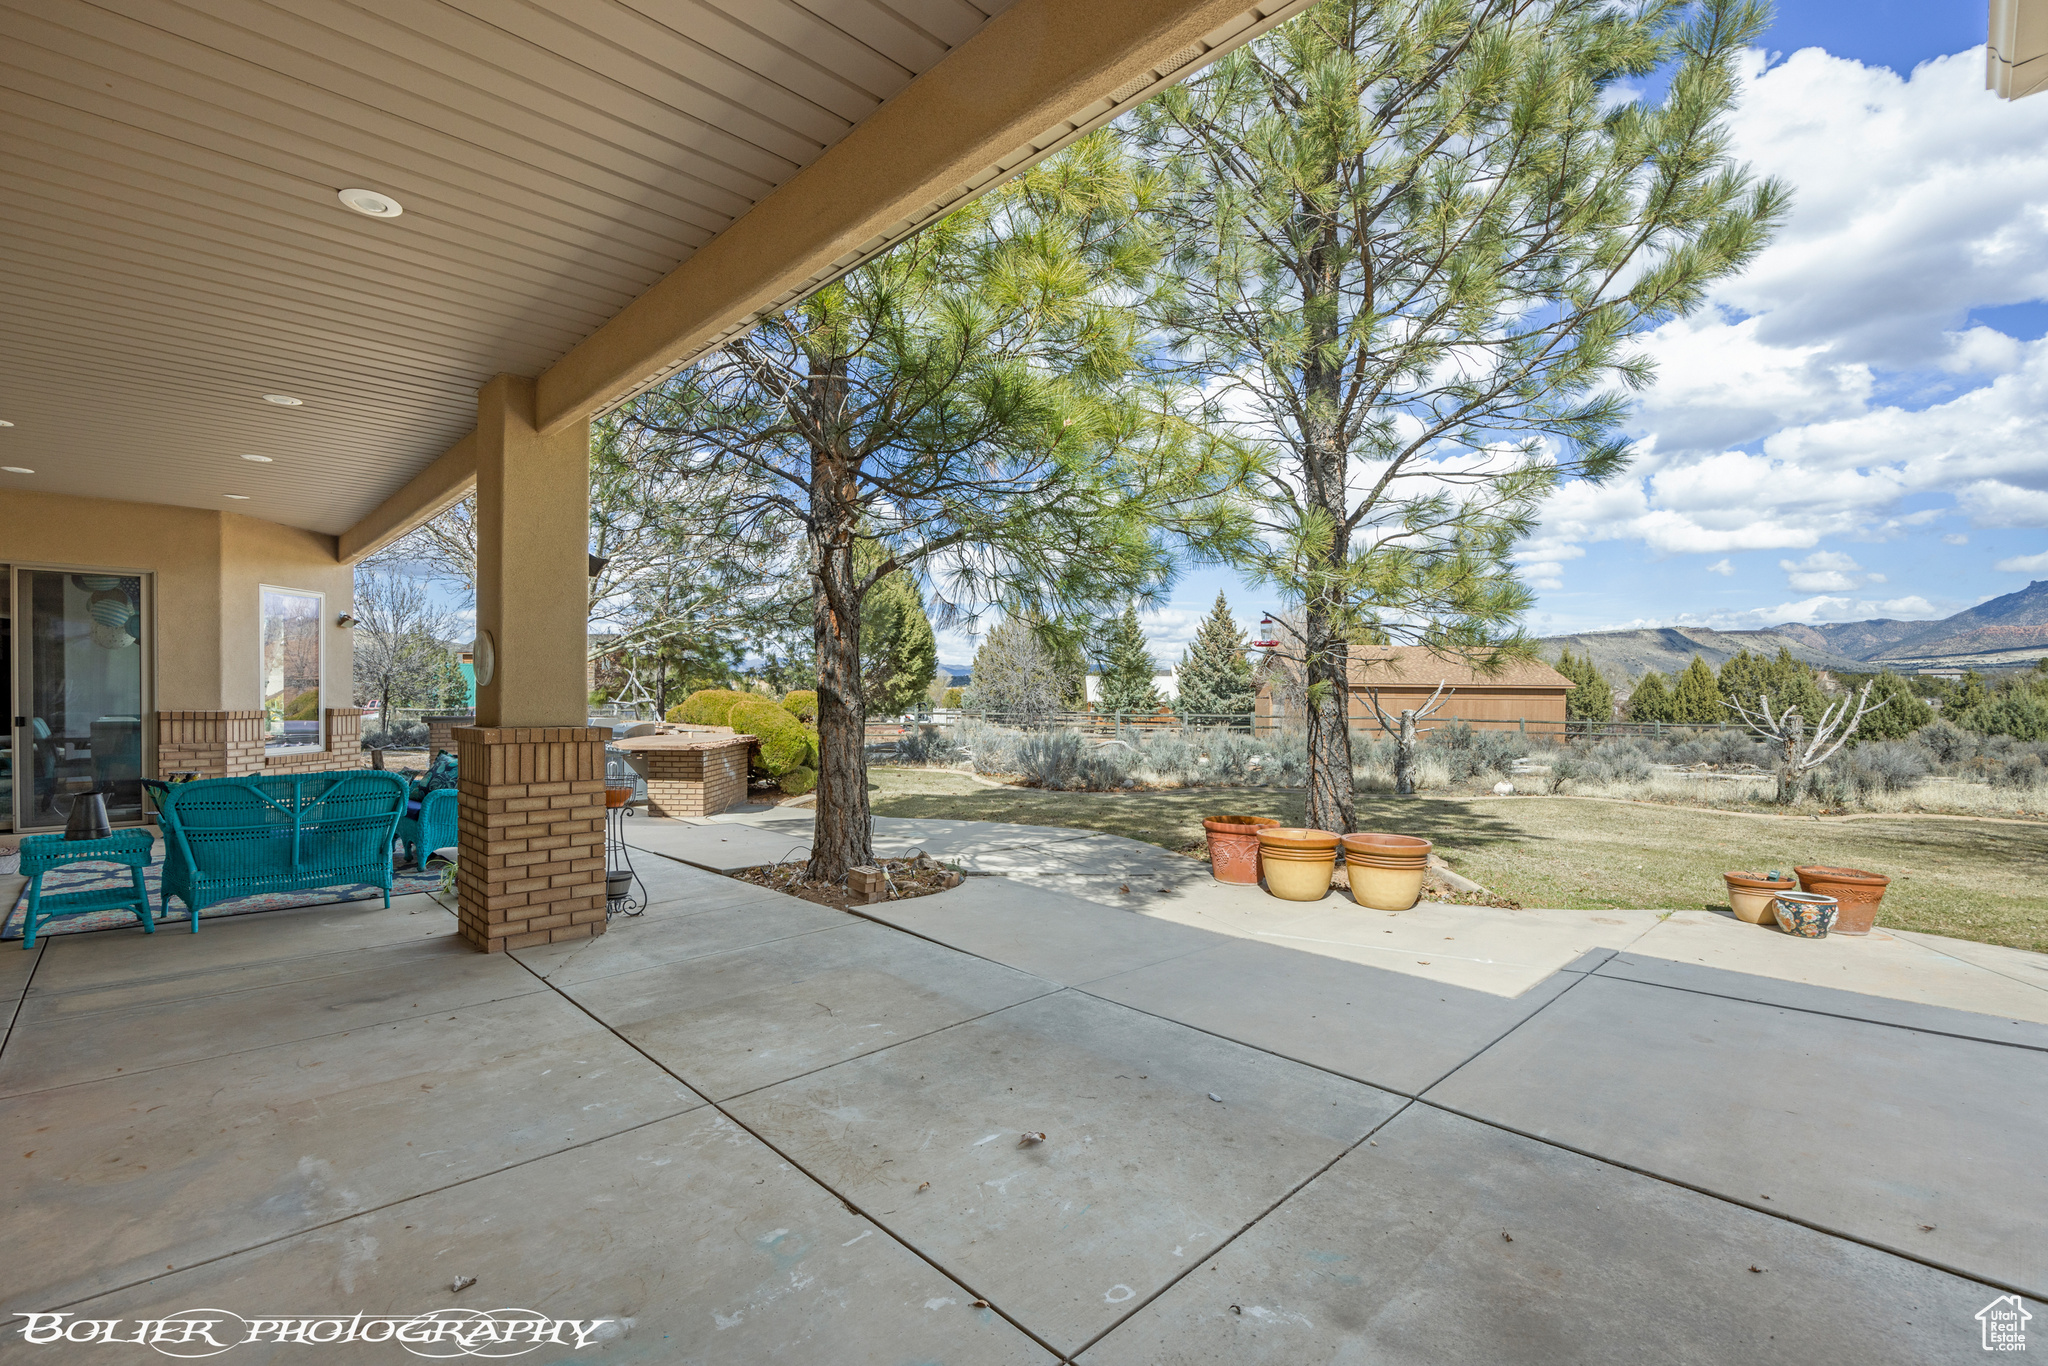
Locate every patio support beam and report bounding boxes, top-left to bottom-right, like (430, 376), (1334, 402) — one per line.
(472, 374), (589, 730)
(530, 0), (1301, 434)
(335, 430), (476, 565)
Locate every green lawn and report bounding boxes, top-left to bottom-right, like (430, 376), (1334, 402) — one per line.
(867, 769), (2048, 953)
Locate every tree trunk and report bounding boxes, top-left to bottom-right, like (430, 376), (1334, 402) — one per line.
(1395, 710), (1417, 796)
(1303, 595), (1355, 832)
(812, 540), (871, 880)
(805, 353), (874, 883)
(1298, 229), (1354, 833)
(1775, 714), (1805, 805)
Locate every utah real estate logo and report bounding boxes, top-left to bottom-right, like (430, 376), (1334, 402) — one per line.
(1978, 1295), (2031, 1353)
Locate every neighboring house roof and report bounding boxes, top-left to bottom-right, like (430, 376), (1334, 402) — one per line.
(1347, 647), (1575, 691)
(1257, 643), (1574, 691)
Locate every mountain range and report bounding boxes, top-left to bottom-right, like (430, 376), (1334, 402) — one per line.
(1536, 580), (2048, 679)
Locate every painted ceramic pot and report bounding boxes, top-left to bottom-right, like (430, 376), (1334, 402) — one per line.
(1341, 833), (1433, 912)
(1772, 890), (1839, 938)
(1794, 865), (1889, 936)
(1203, 815), (1281, 886)
(1256, 828), (1339, 901)
(1723, 871), (1797, 925)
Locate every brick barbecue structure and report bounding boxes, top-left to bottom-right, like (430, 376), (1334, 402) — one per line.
(613, 727), (756, 818)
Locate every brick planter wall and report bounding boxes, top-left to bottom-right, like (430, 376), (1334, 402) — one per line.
(155, 709), (369, 779)
(452, 726), (608, 953)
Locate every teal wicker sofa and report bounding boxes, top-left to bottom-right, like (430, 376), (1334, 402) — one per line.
(155, 770), (409, 926)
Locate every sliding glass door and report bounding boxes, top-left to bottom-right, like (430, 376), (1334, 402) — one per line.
(10, 567), (150, 831)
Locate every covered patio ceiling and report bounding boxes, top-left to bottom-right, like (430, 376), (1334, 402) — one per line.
(0, 0), (1308, 547)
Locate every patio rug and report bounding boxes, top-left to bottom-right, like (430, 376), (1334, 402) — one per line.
(3, 849), (449, 941)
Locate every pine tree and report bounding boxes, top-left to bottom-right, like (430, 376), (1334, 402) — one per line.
(1627, 670), (1674, 723)
(859, 565), (938, 718)
(1098, 606), (1164, 714)
(1176, 591), (1256, 722)
(1767, 649), (1829, 723)
(1130, 0), (1785, 832)
(1671, 656), (1725, 724)
(626, 137), (1253, 879)
(1558, 649), (1615, 723)
(1857, 671), (1935, 740)
(1716, 650), (1771, 711)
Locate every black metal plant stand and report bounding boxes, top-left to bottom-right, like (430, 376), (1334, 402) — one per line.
(603, 794), (646, 919)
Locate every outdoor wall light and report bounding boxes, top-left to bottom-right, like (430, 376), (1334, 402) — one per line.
(336, 613), (357, 627)
(261, 394), (303, 406)
(241, 453), (274, 462)
(2, 466), (33, 474)
(224, 494), (250, 500)
(0, 419), (14, 427)
(338, 188), (404, 219)
(472, 631), (496, 687)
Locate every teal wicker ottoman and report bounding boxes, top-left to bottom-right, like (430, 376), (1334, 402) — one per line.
(18, 828), (156, 949)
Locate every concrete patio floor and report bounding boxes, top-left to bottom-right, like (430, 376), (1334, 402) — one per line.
(2, 812), (2042, 1362)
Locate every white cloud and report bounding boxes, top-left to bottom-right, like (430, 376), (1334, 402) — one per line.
(1994, 549), (2048, 574)
(1777, 550), (1884, 592)
(1526, 46), (2048, 606)
(1599, 593), (1944, 632)
(1706, 558), (1735, 576)
(1943, 533), (1970, 545)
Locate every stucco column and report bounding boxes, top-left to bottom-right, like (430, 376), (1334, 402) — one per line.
(473, 373), (589, 729)
(457, 375), (604, 952)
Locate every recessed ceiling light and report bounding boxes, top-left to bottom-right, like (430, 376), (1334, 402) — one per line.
(0, 419), (14, 427)
(225, 494), (251, 500)
(2, 465), (32, 474)
(262, 394), (303, 406)
(240, 453), (274, 462)
(338, 187), (403, 219)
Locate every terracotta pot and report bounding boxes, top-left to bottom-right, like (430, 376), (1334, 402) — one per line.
(1256, 828), (1339, 901)
(1203, 815), (1281, 886)
(1723, 871), (1798, 926)
(1341, 833), (1432, 911)
(1772, 891), (1839, 939)
(1795, 865), (1890, 936)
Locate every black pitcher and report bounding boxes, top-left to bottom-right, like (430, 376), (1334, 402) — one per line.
(62, 788), (113, 841)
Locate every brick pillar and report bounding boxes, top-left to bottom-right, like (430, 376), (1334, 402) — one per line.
(453, 726), (608, 952)
(425, 714), (474, 757)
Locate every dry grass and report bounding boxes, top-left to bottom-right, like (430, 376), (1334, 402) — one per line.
(866, 768), (2048, 954)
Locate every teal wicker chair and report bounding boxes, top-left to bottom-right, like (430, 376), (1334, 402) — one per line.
(17, 828), (156, 948)
(396, 787), (457, 869)
(394, 752), (459, 869)
(155, 771), (409, 927)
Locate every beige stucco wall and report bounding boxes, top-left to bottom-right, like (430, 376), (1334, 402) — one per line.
(218, 511), (355, 713)
(0, 490), (352, 713)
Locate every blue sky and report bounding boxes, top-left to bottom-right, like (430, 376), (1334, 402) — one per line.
(948, 0), (2048, 670)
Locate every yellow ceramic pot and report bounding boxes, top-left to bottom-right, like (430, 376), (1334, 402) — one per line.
(1257, 828), (1339, 901)
(1340, 833), (1431, 912)
(1723, 871), (1795, 926)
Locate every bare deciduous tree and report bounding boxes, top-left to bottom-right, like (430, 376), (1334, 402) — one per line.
(352, 572), (462, 735)
(1725, 684), (1883, 804)
(1365, 680), (1451, 796)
